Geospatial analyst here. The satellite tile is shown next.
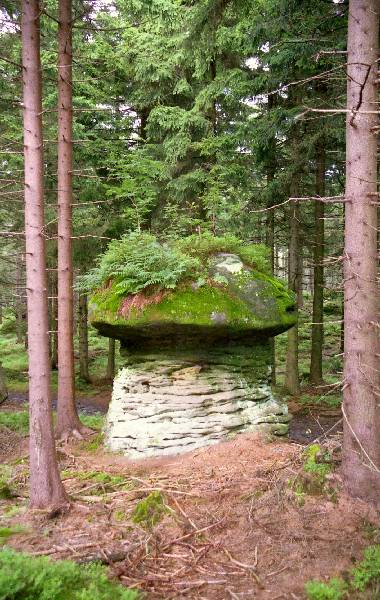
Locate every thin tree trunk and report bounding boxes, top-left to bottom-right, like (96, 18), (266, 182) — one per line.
(78, 293), (90, 382)
(266, 181), (276, 385)
(106, 338), (116, 380)
(21, 0), (67, 509)
(0, 363), (7, 404)
(50, 271), (58, 370)
(342, 0), (380, 503)
(15, 258), (24, 344)
(310, 140), (325, 385)
(285, 196), (301, 395)
(297, 245), (304, 308)
(56, 0), (85, 439)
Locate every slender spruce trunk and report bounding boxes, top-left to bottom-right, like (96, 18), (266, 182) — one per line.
(15, 258), (24, 344)
(310, 139), (325, 385)
(78, 293), (90, 382)
(21, 0), (67, 509)
(106, 338), (116, 380)
(50, 270), (58, 370)
(342, 0), (380, 503)
(285, 194), (301, 396)
(56, 0), (87, 439)
(0, 363), (7, 404)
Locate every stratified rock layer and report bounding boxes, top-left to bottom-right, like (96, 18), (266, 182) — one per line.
(105, 341), (290, 458)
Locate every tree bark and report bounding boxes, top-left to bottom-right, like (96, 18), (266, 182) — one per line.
(265, 94), (277, 386)
(21, 0), (67, 509)
(50, 270), (58, 370)
(342, 0), (380, 503)
(15, 257), (25, 344)
(310, 139), (325, 385)
(56, 0), (86, 439)
(78, 293), (90, 382)
(106, 338), (116, 381)
(285, 196), (301, 396)
(0, 363), (8, 405)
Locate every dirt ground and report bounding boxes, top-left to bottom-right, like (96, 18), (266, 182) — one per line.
(1, 398), (379, 600)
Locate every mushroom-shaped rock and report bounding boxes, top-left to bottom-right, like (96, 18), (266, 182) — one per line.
(90, 251), (297, 458)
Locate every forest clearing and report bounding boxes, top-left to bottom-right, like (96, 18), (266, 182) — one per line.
(0, 0), (379, 598)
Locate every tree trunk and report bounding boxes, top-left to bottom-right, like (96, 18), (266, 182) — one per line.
(106, 338), (116, 381)
(56, 0), (85, 439)
(297, 245), (304, 308)
(285, 197), (301, 395)
(266, 181), (276, 385)
(0, 363), (7, 405)
(50, 271), (58, 370)
(78, 293), (90, 382)
(342, 0), (380, 503)
(310, 140), (325, 385)
(15, 258), (25, 344)
(21, 0), (67, 509)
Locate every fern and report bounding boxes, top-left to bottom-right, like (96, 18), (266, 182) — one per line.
(77, 232), (200, 296)
(77, 231), (270, 296)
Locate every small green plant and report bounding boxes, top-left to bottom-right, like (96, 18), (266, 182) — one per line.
(79, 413), (105, 431)
(0, 548), (140, 599)
(61, 470), (126, 487)
(352, 545), (380, 592)
(289, 444), (333, 501)
(0, 525), (28, 541)
(80, 432), (104, 453)
(113, 509), (127, 522)
(306, 545), (380, 599)
(305, 578), (346, 600)
(0, 466), (14, 500)
(303, 444), (332, 484)
(132, 491), (167, 528)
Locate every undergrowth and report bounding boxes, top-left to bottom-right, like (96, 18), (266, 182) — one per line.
(306, 545), (380, 599)
(0, 547), (140, 600)
(0, 410), (104, 437)
(0, 411), (29, 435)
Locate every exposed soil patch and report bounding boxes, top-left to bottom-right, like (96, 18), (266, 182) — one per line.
(289, 404), (342, 444)
(3, 433), (378, 600)
(0, 425), (26, 462)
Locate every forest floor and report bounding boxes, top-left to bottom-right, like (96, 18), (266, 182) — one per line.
(0, 394), (378, 600)
(2, 298), (378, 598)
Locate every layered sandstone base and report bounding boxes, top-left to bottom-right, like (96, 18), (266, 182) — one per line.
(105, 340), (290, 458)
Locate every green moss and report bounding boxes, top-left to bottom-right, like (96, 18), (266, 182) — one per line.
(303, 444), (331, 484)
(90, 271), (296, 341)
(132, 491), (167, 529)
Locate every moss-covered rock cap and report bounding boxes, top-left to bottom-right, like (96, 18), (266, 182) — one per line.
(90, 252), (296, 343)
